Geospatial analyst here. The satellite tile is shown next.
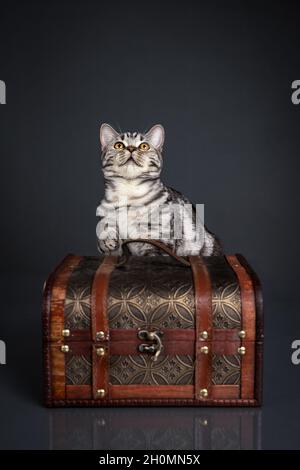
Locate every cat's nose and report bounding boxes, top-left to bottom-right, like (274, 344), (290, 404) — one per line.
(127, 145), (136, 153)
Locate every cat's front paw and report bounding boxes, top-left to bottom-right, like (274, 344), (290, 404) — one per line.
(104, 238), (119, 251)
(97, 232), (120, 253)
(98, 238), (119, 252)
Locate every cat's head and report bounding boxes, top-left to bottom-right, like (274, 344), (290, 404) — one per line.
(99, 123), (164, 180)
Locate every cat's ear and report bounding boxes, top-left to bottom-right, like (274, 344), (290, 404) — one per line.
(100, 123), (119, 150)
(145, 124), (165, 150)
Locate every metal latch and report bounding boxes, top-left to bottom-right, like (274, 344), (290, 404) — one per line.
(138, 330), (164, 362)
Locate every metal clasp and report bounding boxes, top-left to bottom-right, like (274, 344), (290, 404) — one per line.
(138, 329), (164, 362)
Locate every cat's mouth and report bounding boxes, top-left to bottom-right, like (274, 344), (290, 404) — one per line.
(119, 156), (143, 167)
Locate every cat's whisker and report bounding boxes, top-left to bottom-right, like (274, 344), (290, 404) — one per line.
(118, 156), (131, 166)
(132, 156), (144, 167)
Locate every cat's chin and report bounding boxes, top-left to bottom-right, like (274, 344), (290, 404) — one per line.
(116, 161), (145, 179)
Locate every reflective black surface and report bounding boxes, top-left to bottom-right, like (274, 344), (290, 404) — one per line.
(48, 408), (261, 450)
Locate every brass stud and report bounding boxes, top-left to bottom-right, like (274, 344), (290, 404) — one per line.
(96, 331), (105, 341)
(200, 419), (208, 426)
(96, 389), (106, 398)
(239, 330), (246, 339)
(96, 347), (105, 357)
(200, 331), (208, 340)
(61, 344), (69, 353)
(238, 346), (246, 355)
(62, 329), (70, 337)
(199, 388), (208, 398)
(200, 346), (209, 354)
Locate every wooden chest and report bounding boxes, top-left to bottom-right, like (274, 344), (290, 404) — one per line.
(43, 241), (263, 406)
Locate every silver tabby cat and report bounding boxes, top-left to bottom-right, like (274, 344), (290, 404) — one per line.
(96, 123), (222, 256)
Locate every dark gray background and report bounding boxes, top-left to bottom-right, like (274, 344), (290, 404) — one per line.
(0, 0), (300, 449)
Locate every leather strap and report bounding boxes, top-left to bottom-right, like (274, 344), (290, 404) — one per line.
(50, 255), (82, 399)
(50, 255), (82, 341)
(64, 337), (240, 356)
(189, 256), (212, 401)
(120, 239), (191, 267)
(226, 255), (256, 399)
(64, 384), (240, 401)
(91, 255), (117, 400)
(65, 327), (241, 342)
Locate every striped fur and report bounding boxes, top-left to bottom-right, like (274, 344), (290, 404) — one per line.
(96, 124), (222, 257)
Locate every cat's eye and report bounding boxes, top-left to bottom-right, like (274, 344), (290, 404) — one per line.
(114, 142), (125, 150)
(139, 142), (150, 151)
